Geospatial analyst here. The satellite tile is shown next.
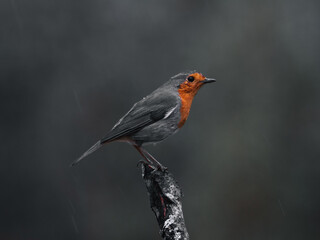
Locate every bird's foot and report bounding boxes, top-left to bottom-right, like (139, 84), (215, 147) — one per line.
(137, 160), (157, 170)
(155, 163), (168, 172)
(137, 160), (167, 172)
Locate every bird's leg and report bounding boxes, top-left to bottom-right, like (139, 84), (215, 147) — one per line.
(133, 145), (156, 170)
(140, 147), (167, 171)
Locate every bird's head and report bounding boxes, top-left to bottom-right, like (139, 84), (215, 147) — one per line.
(171, 71), (216, 96)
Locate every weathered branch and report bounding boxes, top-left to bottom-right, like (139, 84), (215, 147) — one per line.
(140, 163), (189, 240)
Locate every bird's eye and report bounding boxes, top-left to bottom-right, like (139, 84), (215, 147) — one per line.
(187, 76), (195, 82)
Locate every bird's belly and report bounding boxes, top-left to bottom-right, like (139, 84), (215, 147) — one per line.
(130, 120), (178, 144)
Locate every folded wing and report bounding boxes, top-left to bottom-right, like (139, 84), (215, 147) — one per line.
(72, 91), (178, 166)
(101, 93), (178, 143)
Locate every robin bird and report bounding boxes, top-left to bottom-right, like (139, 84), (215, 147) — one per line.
(72, 71), (216, 170)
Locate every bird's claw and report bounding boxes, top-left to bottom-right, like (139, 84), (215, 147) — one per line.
(137, 160), (157, 170)
(137, 160), (167, 172)
(156, 165), (168, 172)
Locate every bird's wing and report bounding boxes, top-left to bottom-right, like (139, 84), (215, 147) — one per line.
(101, 92), (179, 144)
(72, 91), (179, 166)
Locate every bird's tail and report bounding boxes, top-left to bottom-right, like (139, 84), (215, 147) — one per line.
(71, 140), (102, 167)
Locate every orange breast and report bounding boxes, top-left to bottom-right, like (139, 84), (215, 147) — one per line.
(177, 85), (200, 128)
(178, 93), (193, 128)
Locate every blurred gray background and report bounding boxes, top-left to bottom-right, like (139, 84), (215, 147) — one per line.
(1, 0), (320, 239)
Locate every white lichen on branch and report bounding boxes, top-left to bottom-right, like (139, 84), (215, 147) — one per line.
(141, 164), (189, 240)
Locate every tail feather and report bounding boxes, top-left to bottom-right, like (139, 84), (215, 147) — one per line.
(71, 140), (102, 166)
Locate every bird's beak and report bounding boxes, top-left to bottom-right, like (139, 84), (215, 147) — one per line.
(201, 78), (216, 84)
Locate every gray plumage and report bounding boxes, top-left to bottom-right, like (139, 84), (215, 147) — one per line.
(72, 71), (196, 166)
